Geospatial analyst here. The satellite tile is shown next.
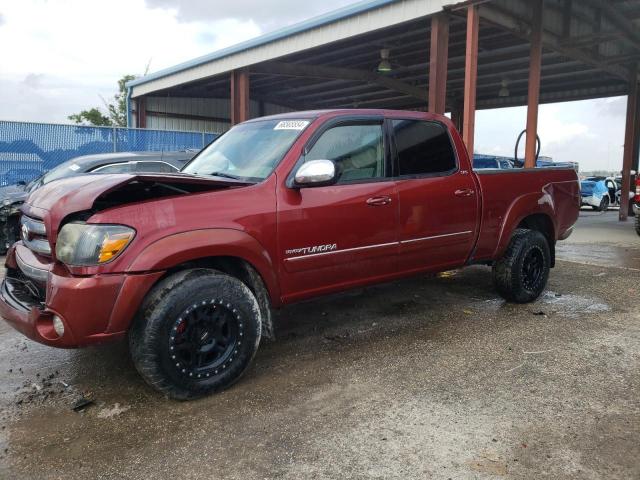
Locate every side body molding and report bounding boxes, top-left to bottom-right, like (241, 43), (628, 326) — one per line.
(125, 228), (281, 305)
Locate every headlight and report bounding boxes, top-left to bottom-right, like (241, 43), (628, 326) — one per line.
(55, 223), (135, 266)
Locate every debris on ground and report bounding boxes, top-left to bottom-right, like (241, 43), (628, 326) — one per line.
(324, 332), (351, 342)
(97, 403), (130, 419)
(72, 395), (95, 412)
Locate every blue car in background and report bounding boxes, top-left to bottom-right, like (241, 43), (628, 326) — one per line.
(580, 177), (611, 211)
(473, 155), (514, 170)
(473, 154), (578, 171)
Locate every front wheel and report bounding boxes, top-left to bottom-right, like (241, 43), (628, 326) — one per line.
(635, 213), (640, 237)
(129, 268), (262, 400)
(595, 196), (610, 212)
(493, 229), (551, 303)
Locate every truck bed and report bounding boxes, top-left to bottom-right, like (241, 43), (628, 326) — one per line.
(472, 167), (580, 262)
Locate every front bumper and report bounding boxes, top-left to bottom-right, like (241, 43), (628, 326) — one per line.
(0, 243), (163, 348)
(580, 194), (602, 208)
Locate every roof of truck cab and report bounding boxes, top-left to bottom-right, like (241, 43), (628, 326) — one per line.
(245, 109), (444, 122)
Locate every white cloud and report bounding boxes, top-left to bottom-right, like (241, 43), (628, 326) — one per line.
(144, 0), (361, 29)
(0, 0), (261, 122)
(475, 97), (626, 172)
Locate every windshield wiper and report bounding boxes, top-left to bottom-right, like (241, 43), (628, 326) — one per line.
(207, 171), (243, 180)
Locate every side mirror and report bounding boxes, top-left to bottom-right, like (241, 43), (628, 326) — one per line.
(293, 159), (337, 187)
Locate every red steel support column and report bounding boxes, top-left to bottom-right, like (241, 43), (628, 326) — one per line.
(451, 107), (462, 134)
(231, 69), (250, 125)
(136, 97), (147, 128)
(462, 5), (479, 156)
(428, 13), (449, 115)
(620, 64), (639, 221)
(525, 0), (543, 169)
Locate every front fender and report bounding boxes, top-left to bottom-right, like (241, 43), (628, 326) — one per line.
(125, 228), (280, 304)
(494, 188), (556, 259)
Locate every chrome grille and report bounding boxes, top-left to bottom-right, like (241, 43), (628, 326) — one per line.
(20, 215), (51, 255)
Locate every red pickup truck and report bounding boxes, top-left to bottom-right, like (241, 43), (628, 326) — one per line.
(0, 110), (579, 399)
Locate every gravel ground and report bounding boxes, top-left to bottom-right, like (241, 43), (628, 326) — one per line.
(0, 211), (638, 479)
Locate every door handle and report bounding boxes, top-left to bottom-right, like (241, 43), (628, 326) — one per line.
(366, 196), (392, 206)
(454, 189), (475, 197)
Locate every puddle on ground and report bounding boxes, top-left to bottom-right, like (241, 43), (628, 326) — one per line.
(473, 291), (610, 318)
(540, 291), (610, 317)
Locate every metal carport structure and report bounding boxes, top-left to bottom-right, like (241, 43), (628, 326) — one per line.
(126, 0), (640, 220)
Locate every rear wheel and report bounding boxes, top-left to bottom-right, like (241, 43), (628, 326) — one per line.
(635, 213), (640, 237)
(129, 268), (262, 400)
(594, 196), (610, 212)
(493, 229), (551, 303)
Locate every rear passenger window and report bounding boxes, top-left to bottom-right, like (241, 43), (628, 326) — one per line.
(134, 161), (178, 173)
(392, 120), (456, 176)
(306, 123), (385, 183)
(92, 162), (132, 174)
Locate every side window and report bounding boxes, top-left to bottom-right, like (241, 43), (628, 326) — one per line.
(306, 123), (385, 183)
(134, 161), (178, 173)
(392, 120), (456, 176)
(92, 162), (132, 174)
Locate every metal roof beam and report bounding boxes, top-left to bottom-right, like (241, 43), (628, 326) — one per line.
(288, 58), (585, 105)
(251, 61), (427, 102)
(581, 0), (640, 51)
(476, 3), (630, 81)
(476, 83), (627, 109)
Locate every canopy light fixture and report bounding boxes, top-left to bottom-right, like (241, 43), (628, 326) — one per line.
(499, 79), (510, 97)
(377, 49), (392, 73)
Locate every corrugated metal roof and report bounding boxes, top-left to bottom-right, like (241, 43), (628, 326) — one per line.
(126, 0), (404, 88)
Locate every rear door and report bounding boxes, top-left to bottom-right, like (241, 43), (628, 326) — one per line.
(277, 117), (398, 301)
(391, 119), (479, 273)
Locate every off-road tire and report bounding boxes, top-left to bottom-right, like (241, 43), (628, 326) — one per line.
(635, 213), (640, 237)
(492, 228), (551, 303)
(129, 268), (262, 400)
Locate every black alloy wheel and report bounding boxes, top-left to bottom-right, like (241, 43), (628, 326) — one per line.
(520, 247), (545, 292)
(168, 300), (242, 379)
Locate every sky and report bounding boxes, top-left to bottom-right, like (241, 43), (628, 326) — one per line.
(0, 0), (629, 172)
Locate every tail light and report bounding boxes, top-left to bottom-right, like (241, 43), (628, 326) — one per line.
(635, 177), (640, 203)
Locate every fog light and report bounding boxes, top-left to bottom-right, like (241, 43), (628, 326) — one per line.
(52, 315), (65, 337)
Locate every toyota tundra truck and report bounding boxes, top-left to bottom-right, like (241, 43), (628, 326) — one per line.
(0, 110), (579, 399)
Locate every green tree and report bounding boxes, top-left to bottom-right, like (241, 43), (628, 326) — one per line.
(68, 74), (136, 127)
(67, 107), (112, 126)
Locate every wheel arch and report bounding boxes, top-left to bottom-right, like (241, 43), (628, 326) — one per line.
(494, 192), (557, 267)
(126, 229), (280, 339)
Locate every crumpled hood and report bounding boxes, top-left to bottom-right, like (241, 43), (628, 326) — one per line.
(0, 183), (28, 205)
(22, 172), (250, 238)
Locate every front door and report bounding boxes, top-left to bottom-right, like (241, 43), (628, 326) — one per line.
(277, 119), (398, 302)
(390, 119), (479, 273)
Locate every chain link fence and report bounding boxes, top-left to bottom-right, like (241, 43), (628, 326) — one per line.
(0, 120), (219, 185)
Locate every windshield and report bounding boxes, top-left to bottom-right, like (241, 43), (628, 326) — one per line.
(182, 119), (309, 181)
(41, 159), (85, 185)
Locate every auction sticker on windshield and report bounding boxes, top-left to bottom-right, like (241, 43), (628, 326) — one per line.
(274, 120), (309, 130)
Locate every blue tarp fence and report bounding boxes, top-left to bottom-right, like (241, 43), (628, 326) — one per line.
(0, 120), (219, 185)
